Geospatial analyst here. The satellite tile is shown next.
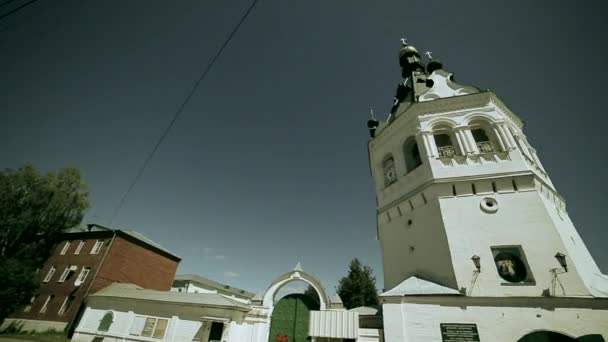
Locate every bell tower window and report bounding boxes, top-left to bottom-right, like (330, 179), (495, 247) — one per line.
(469, 119), (501, 154)
(434, 133), (457, 158)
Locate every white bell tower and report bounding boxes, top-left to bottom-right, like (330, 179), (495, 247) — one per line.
(367, 40), (608, 299)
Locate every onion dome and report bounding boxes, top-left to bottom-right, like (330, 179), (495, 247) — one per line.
(427, 57), (443, 73)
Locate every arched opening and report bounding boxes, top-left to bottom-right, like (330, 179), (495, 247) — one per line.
(97, 311), (113, 332)
(269, 293), (319, 342)
(518, 331), (576, 342)
(469, 119), (501, 153)
(382, 155), (397, 187)
(403, 137), (422, 173)
(268, 280), (322, 342)
(432, 125), (460, 158)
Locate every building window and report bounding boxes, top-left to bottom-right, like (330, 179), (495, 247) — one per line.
(434, 133), (458, 158)
(58, 296), (75, 315)
(60, 242), (71, 255)
(58, 265), (77, 283)
(43, 266), (56, 283)
(403, 137), (422, 173)
(130, 316), (169, 339)
(91, 240), (104, 254)
(468, 118), (502, 154)
(75, 267), (91, 286)
(382, 156), (397, 187)
(39, 295), (54, 313)
(75, 241), (85, 255)
(491, 246), (535, 284)
(23, 294), (38, 312)
(98, 311), (114, 332)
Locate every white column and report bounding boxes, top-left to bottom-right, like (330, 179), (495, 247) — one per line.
(492, 125), (507, 151)
(498, 124), (516, 149)
(422, 132), (437, 157)
(454, 129), (468, 155)
(464, 129), (480, 154)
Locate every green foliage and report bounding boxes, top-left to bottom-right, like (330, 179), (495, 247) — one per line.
(0, 330), (70, 342)
(304, 284), (320, 306)
(0, 165), (88, 322)
(336, 258), (379, 310)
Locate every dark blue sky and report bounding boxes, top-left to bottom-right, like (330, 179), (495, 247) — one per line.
(2, 0), (607, 295)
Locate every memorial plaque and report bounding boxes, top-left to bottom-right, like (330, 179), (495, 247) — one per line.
(440, 323), (480, 342)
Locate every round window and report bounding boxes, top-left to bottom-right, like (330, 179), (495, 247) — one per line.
(480, 197), (498, 213)
(494, 252), (527, 283)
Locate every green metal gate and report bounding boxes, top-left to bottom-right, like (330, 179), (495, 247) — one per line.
(268, 293), (319, 342)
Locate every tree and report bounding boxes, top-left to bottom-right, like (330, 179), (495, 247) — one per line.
(0, 165), (89, 322)
(336, 258), (379, 309)
(304, 284), (320, 306)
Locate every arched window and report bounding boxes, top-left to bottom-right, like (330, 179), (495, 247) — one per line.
(382, 156), (397, 187)
(432, 125), (460, 158)
(98, 311), (113, 332)
(403, 137), (422, 173)
(469, 119), (501, 153)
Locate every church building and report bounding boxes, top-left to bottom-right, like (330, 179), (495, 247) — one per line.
(366, 40), (608, 341)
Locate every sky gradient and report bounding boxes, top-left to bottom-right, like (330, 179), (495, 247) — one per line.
(1, 0), (607, 295)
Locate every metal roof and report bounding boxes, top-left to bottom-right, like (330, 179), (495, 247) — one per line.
(173, 274), (255, 299)
(63, 224), (181, 261)
(89, 283), (250, 311)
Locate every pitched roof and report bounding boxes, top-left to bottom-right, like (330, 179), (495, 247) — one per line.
(173, 274), (255, 299)
(63, 224), (181, 261)
(90, 283), (250, 311)
(348, 306), (380, 316)
(380, 276), (461, 297)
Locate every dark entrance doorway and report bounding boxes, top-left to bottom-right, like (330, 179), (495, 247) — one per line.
(518, 331), (605, 342)
(269, 293), (320, 342)
(209, 321), (224, 342)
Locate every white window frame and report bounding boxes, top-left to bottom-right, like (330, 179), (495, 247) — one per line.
(23, 295), (37, 312)
(57, 296), (73, 315)
(39, 295), (53, 313)
(74, 241), (85, 255)
(43, 266), (56, 282)
(129, 315), (169, 339)
(91, 240), (104, 254)
(60, 242), (70, 255)
(74, 267), (90, 286)
(58, 265), (77, 283)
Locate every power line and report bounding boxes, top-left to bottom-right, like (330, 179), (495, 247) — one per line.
(109, 0), (261, 225)
(0, 0), (41, 21)
(0, 0), (19, 9)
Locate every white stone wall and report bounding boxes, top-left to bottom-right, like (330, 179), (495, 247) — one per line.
(383, 302), (608, 342)
(439, 187), (593, 297)
(71, 307), (200, 342)
(0, 318), (67, 333)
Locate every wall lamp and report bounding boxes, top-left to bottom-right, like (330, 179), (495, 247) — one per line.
(554, 252), (568, 272)
(471, 255), (481, 271)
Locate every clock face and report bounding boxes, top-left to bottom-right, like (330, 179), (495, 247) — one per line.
(384, 159), (397, 186)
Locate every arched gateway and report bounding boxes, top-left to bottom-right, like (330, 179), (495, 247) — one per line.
(518, 331), (605, 342)
(262, 263), (331, 342)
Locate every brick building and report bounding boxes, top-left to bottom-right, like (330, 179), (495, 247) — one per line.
(2, 224), (181, 333)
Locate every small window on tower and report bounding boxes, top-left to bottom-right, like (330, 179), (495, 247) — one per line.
(403, 137), (422, 172)
(491, 246), (535, 285)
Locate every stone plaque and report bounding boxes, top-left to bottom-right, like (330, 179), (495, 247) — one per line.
(440, 323), (480, 342)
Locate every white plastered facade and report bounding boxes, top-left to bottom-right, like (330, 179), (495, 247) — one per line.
(369, 70), (608, 341)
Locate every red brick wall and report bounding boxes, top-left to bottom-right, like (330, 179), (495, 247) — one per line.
(10, 238), (108, 323)
(92, 236), (178, 293)
(10, 232), (179, 326)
